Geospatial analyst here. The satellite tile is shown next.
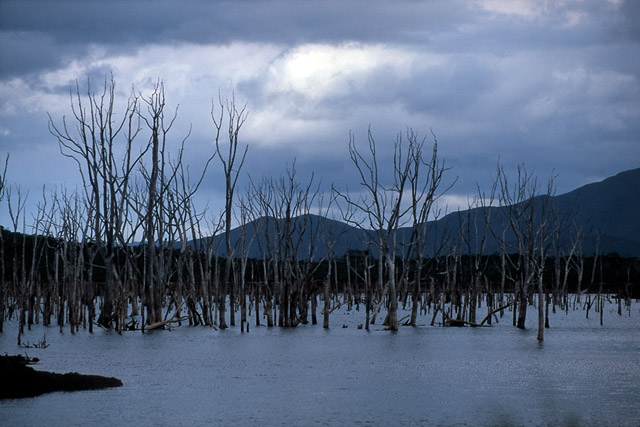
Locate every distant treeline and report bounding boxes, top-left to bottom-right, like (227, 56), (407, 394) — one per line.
(1, 226), (638, 336)
(2, 227), (639, 294)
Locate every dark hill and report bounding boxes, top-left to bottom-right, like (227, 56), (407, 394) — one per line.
(552, 168), (640, 255)
(206, 167), (640, 258)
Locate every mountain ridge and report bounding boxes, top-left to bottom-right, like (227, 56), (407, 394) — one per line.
(206, 167), (640, 258)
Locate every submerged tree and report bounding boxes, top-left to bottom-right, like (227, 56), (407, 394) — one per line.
(4, 74), (635, 341)
(0, 153), (9, 332)
(48, 76), (145, 328)
(337, 127), (448, 331)
(404, 130), (451, 326)
(495, 163), (556, 341)
(213, 94), (248, 329)
(46, 77), (215, 330)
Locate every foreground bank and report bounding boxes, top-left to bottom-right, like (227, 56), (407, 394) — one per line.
(0, 354), (122, 399)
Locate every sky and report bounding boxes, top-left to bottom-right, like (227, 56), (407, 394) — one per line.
(1, 0), (639, 228)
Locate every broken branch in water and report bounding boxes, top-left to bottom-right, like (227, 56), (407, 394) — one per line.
(143, 316), (190, 331)
(480, 301), (515, 325)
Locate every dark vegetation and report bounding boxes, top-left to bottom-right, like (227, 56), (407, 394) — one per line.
(0, 354), (122, 399)
(1, 225), (638, 332)
(0, 77), (638, 343)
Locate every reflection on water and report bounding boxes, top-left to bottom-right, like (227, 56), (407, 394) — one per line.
(1, 302), (639, 426)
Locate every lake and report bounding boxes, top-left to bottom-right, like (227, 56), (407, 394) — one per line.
(1, 300), (639, 426)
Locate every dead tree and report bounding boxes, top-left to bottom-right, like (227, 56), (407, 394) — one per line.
(139, 81), (179, 326)
(48, 76), (144, 328)
(473, 182), (497, 325)
(173, 153), (214, 326)
(255, 163), (317, 327)
(212, 94), (248, 329)
(558, 227), (581, 311)
(404, 130), (450, 326)
(317, 193), (349, 329)
(247, 176), (279, 327)
(336, 127), (430, 331)
(7, 185), (28, 342)
(495, 163), (555, 340)
(235, 197), (257, 332)
(294, 190), (330, 325)
(0, 153), (9, 332)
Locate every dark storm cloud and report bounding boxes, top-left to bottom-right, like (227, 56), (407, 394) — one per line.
(610, 0), (640, 41)
(0, 31), (60, 76)
(1, 0), (638, 219)
(0, 0), (473, 77)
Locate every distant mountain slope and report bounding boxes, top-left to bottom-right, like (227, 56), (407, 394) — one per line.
(553, 168), (640, 244)
(205, 168), (640, 258)
(195, 214), (371, 260)
(423, 167), (640, 257)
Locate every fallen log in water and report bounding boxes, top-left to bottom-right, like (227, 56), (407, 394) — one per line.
(0, 355), (123, 399)
(143, 316), (190, 331)
(444, 318), (492, 327)
(479, 301), (515, 325)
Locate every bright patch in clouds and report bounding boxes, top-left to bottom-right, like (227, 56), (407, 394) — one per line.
(264, 43), (417, 101)
(432, 194), (477, 219)
(480, 0), (542, 17)
(246, 43), (428, 148)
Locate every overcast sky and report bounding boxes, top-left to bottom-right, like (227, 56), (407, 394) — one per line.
(1, 0), (639, 226)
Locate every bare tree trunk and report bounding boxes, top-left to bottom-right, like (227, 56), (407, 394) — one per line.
(323, 259), (331, 329)
(0, 154), (8, 332)
(536, 269), (545, 341)
(385, 254), (398, 330)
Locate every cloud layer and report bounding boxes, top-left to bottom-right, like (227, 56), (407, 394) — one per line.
(1, 0), (639, 220)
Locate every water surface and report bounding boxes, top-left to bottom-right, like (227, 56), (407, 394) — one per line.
(1, 302), (639, 426)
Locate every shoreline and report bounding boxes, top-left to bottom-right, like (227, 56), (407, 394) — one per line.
(0, 354), (123, 399)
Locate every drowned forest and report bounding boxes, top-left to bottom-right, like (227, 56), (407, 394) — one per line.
(1, 79), (638, 344)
